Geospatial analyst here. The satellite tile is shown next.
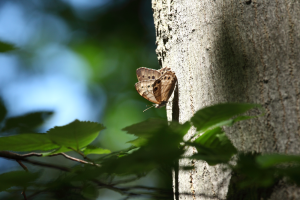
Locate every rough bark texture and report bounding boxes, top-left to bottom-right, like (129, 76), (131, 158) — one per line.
(152, 0), (300, 199)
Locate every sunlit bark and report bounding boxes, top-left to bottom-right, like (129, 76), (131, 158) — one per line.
(152, 0), (300, 199)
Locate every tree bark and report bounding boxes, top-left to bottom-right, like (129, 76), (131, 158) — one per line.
(152, 0), (300, 199)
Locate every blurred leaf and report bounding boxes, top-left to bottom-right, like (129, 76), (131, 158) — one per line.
(191, 103), (260, 132)
(0, 98), (7, 122)
(43, 175), (87, 200)
(169, 121), (191, 136)
(189, 127), (237, 165)
(127, 137), (148, 147)
(256, 154), (300, 168)
(126, 121), (190, 147)
(123, 118), (189, 144)
(227, 170), (276, 200)
(0, 171), (39, 192)
(68, 165), (102, 182)
(0, 41), (16, 52)
(42, 146), (70, 156)
(99, 120), (185, 175)
(116, 146), (140, 158)
(195, 127), (224, 147)
(81, 183), (99, 199)
(231, 153), (300, 190)
(122, 118), (169, 138)
(83, 145), (111, 155)
(282, 166), (300, 185)
(47, 120), (105, 150)
(233, 153), (277, 188)
(232, 115), (257, 124)
(2, 111), (54, 132)
(0, 133), (58, 151)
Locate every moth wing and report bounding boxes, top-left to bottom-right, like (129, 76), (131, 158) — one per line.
(135, 80), (160, 104)
(157, 67), (171, 75)
(153, 71), (177, 102)
(136, 67), (162, 82)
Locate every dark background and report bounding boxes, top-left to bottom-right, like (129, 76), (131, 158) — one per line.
(0, 0), (168, 199)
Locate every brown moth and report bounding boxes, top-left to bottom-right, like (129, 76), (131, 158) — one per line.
(135, 67), (177, 111)
(136, 67), (171, 81)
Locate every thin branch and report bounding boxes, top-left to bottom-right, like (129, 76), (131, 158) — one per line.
(21, 189), (27, 200)
(98, 146), (137, 161)
(0, 151), (176, 200)
(68, 147), (96, 164)
(51, 153), (100, 167)
(0, 151), (71, 172)
(14, 152), (43, 157)
(16, 160), (28, 172)
(0, 151), (99, 166)
(27, 189), (47, 200)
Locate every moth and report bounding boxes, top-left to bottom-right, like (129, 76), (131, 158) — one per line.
(135, 67), (177, 111)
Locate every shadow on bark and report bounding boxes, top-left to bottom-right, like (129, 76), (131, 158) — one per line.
(211, 14), (257, 103)
(227, 170), (278, 200)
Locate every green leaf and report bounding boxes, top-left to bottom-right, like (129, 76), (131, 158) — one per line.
(83, 145), (111, 155)
(195, 127), (224, 147)
(123, 119), (190, 147)
(47, 120), (105, 150)
(256, 154), (300, 168)
(190, 127), (237, 165)
(0, 171), (39, 192)
(42, 146), (69, 156)
(99, 120), (185, 175)
(232, 115), (257, 124)
(0, 41), (16, 52)
(191, 103), (260, 132)
(169, 121), (191, 137)
(2, 111), (54, 132)
(0, 133), (59, 151)
(122, 118), (169, 138)
(126, 121), (190, 147)
(127, 137), (148, 147)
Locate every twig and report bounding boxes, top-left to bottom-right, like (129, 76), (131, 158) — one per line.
(68, 147), (97, 164)
(14, 152), (42, 157)
(27, 189), (46, 200)
(0, 151), (71, 172)
(0, 151), (99, 166)
(98, 146), (136, 161)
(21, 189), (27, 200)
(0, 151), (177, 200)
(51, 153), (100, 167)
(16, 160), (28, 172)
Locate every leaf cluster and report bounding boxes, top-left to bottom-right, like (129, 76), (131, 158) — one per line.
(1, 101), (300, 199)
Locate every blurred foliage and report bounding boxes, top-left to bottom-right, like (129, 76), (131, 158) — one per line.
(0, 0), (164, 152)
(1, 102), (300, 199)
(0, 171), (39, 192)
(0, 0), (166, 199)
(0, 41), (16, 52)
(2, 111), (53, 134)
(1, 1), (300, 200)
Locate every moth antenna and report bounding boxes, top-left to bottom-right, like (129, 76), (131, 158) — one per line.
(143, 105), (154, 112)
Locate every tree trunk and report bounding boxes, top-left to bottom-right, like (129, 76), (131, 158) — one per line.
(152, 0), (300, 199)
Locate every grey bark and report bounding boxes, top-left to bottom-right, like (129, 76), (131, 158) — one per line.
(152, 0), (300, 199)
